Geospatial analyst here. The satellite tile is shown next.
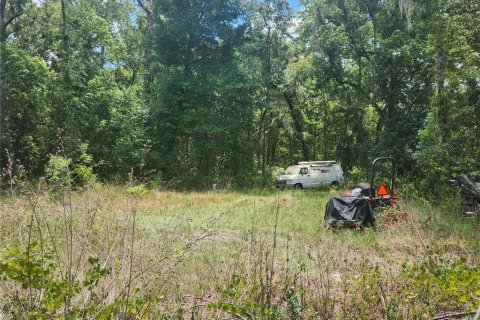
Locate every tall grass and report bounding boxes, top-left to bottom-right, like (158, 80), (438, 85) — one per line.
(0, 181), (479, 318)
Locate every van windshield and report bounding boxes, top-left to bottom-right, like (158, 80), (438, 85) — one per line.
(285, 166), (301, 175)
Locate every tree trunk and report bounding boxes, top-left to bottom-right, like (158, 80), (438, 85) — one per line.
(136, 0), (153, 98)
(283, 90), (310, 160)
(436, 40), (447, 137)
(323, 92), (328, 159)
(0, 0), (24, 170)
(0, 0), (7, 170)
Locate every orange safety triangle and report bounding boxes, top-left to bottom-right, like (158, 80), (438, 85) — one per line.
(377, 183), (389, 196)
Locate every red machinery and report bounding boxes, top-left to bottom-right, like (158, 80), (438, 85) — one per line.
(325, 157), (399, 228)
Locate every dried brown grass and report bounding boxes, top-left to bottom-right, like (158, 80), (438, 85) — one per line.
(0, 185), (478, 318)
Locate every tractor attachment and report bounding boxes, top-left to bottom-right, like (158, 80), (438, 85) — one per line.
(325, 157), (399, 229)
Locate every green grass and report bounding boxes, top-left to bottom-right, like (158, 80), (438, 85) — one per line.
(0, 185), (479, 319)
(136, 190), (328, 237)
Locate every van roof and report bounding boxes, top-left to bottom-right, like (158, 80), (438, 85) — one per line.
(298, 161), (337, 166)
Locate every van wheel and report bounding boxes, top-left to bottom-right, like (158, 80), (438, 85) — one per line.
(331, 181), (339, 187)
(294, 183), (303, 189)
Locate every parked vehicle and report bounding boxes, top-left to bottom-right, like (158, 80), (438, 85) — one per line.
(275, 161), (344, 189)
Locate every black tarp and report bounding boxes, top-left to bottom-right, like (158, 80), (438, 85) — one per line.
(325, 196), (374, 226)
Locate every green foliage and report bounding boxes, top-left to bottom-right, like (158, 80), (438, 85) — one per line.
(146, 0), (256, 188)
(0, 243), (67, 318)
(413, 0), (480, 195)
(73, 165), (97, 186)
(46, 154), (97, 188)
(0, 0), (478, 194)
(344, 265), (401, 319)
(0, 242), (109, 319)
(45, 155), (72, 186)
(404, 255), (480, 313)
(337, 254), (480, 319)
(2, 44), (55, 175)
(125, 184), (150, 197)
(345, 166), (366, 188)
(208, 273), (283, 319)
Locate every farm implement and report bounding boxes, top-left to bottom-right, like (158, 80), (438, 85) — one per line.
(325, 157), (399, 229)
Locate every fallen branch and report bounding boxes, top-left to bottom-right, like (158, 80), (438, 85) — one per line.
(473, 305), (480, 320)
(431, 311), (477, 320)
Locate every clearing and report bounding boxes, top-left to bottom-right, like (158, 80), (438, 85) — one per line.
(0, 186), (479, 319)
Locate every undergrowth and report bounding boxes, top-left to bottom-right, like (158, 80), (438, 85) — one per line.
(0, 177), (479, 318)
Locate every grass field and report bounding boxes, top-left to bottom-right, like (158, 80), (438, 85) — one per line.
(0, 185), (479, 319)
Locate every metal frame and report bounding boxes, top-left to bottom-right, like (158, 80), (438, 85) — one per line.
(369, 157), (395, 198)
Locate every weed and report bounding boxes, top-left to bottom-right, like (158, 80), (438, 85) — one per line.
(0, 186), (478, 318)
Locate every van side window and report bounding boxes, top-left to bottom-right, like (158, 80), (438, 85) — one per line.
(320, 169), (330, 173)
(300, 168), (308, 175)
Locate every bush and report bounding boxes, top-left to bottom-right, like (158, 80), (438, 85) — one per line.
(404, 255), (480, 313)
(345, 166), (366, 188)
(0, 242), (109, 319)
(45, 155), (71, 186)
(73, 164), (97, 186)
(46, 155), (97, 188)
(125, 184), (151, 197)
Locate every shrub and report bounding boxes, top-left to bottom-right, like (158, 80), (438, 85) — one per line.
(45, 155), (72, 186)
(345, 166), (365, 187)
(404, 255), (480, 313)
(73, 164), (97, 186)
(0, 242), (108, 319)
(125, 184), (150, 197)
(45, 155), (97, 188)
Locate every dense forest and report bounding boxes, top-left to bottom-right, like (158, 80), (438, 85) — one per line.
(0, 0), (478, 190)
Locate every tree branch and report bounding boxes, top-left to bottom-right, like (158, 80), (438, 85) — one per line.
(431, 311), (477, 320)
(3, 0), (24, 30)
(3, 10), (22, 29)
(337, 78), (384, 117)
(474, 304), (480, 320)
(136, 0), (151, 15)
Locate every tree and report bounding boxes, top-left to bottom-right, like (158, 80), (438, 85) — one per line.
(147, 0), (254, 187)
(0, 0), (25, 169)
(298, 0), (431, 171)
(1, 0), (146, 181)
(2, 45), (54, 175)
(242, 0), (309, 182)
(414, 0), (480, 193)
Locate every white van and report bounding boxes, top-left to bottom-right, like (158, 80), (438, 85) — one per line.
(275, 161), (344, 189)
